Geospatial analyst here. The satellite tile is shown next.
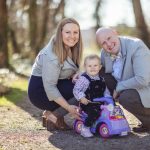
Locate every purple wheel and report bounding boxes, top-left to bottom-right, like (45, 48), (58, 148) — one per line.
(99, 123), (109, 138)
(73, 120), (83, 134)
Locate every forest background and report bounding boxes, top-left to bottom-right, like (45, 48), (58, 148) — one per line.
(1, 0), (150, 120)
(0, 0), (150, 149)
(0, 0), (150, 116)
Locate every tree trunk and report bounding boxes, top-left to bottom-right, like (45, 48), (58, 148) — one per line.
(52, 0), (65, 27)
(35, 0), (65, 54)
(94, 0), (102, 30)
(9, 27), (20, 53)
(35, 0), (49, 54)
(7, 0), (20, 54)
(28, 0), (37, 51)
(0, 0), (9, 68)
(132, 0), (150, 48)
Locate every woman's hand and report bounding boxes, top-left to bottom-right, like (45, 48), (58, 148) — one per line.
(67, 105), (81, 120)
(72, 73), (80, 83)
(55, 97), (81, 120)
(80, 97), (90, 105)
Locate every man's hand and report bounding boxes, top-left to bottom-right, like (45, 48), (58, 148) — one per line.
(80, 97), (90, 105)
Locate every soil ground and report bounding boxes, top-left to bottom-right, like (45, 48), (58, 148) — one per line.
(0, 96), (150, 150)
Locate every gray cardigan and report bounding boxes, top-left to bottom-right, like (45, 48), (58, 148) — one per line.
(31, 38), (78, 101)
(101, 36), (150, 108)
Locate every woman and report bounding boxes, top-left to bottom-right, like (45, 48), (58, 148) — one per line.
(28, 18), (83, 131)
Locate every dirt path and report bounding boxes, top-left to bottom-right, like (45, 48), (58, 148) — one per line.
(0, 96), (150, 150)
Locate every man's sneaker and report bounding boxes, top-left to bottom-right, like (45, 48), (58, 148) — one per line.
(80, 125), (93, 138)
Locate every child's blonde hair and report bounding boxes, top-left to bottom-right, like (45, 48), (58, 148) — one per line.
(84, 54), (101, 66)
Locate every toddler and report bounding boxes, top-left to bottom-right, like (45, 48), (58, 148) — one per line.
(73, 54), (111, 137)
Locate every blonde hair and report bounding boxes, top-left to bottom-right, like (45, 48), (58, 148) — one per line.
(53, 18), (83, 65)
(84, 54), (101, 66)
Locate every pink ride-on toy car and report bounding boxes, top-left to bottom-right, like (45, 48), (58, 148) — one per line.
(73, 97), (131, 138)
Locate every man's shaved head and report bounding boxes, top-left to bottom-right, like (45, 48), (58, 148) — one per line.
(96, 27), (120, 55)
(96, 27), (117, 41)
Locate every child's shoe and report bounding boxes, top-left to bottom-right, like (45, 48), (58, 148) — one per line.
(80, 125), (93, 138)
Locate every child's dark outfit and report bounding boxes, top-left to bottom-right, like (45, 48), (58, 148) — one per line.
(73, 73), (111, 127)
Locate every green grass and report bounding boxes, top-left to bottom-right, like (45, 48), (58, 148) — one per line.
(0, 78), (28, 106)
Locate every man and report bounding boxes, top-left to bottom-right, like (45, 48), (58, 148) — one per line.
(96, 27), (150, 132)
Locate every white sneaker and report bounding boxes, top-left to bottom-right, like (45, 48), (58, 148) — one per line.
(80, 125), (93, 138)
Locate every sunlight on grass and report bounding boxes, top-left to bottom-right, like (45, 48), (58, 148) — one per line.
(0, 78), (28, 107)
